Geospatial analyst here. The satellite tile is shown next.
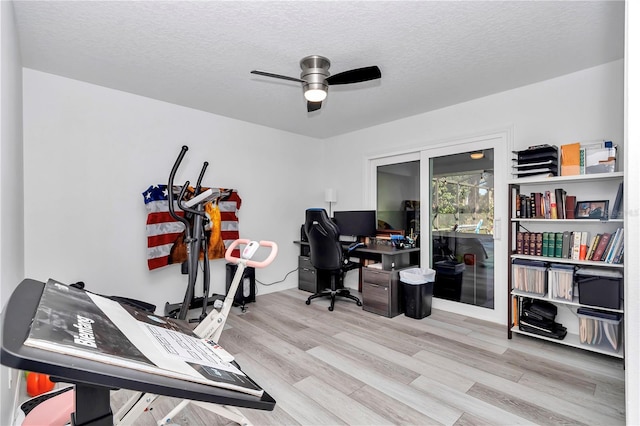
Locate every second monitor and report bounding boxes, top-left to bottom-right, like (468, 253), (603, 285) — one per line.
(333, 210), (377, 239)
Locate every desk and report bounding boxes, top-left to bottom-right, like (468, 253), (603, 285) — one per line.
(294, 242), (420, 317)
(295, 240), (418, 267)
(1, 279), (275, 425)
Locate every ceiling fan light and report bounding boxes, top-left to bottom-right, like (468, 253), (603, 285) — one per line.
(304, 88), (327, 102)
(470, 151), (484, 160)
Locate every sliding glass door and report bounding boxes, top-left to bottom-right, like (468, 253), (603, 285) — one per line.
(420, 133), (507, 323)
(369, 131), (508, 323)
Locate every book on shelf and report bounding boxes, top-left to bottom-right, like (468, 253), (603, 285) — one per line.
(571, 231), (582, 260)
(556, 231), (573, 259)
(605, 228), (623, 263)
(592, 233), (612, 261)
(547, 232), (556, 257)
(549, 191), (558, 219)
(579, 231), (589, 261)
(541, 232), (549, 257)
(610, 182), (623, 219)
(512, 296), (519, 327)
(24, 280), (264, 397)
(534, 233), (543, 256)
(585, 234), (600, 261)
(512, 186), (521, 218)
(529, 195), (536, 219)
(610, 232), (624, 264)
(523, 232), (531, 255)
(554, 188), (566, 219)
(613, 245), (624, 264)
(600, 231), (616, 261)
(556, 232), (565, 258)
(530, 193), (539, 218)
(565, 195), (577, 219)
(516, 231), (524, 254)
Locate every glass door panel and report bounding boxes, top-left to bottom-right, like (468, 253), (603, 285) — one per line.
(430, 150), (495, 309)
(376, 160), (420, 239)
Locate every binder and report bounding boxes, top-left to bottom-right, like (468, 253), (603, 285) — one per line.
(560, 142), (581, 176)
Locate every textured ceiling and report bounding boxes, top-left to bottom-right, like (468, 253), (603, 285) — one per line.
(12, 1), (625, 139)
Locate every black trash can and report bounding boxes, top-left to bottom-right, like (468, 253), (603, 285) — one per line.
(400, 268), (436, 319)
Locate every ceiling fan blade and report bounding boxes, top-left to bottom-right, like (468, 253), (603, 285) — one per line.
(250, 70), (304, 83)
(326, 66), (381, 85)
(307, 101), (322, 112)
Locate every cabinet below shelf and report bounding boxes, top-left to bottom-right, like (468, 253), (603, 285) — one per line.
(510, 327), (624, 358)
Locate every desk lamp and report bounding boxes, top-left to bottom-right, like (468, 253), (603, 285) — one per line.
(325, 188), (337, 216)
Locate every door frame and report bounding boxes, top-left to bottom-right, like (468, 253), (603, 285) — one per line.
(366, 128), (511, 324)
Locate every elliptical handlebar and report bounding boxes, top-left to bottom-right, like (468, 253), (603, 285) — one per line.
(225, 239), (278, 268)
(167, 146), (191, 233)
(168, 146), (208, 219)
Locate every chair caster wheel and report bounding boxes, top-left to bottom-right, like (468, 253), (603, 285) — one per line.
(357, 301), (362, 306)
(328, 306), (334, 311)
(305, 300), (311, 305)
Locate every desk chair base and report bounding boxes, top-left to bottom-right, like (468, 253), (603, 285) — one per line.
(305, 289), (362, 311)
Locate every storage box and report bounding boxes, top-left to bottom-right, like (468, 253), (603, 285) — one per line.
(575, 268), (623, 309)
(548, 265), (574, 301)
(577, 309), (622, 352)
(512, 260), (547, 296)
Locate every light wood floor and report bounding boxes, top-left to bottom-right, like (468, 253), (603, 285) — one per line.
(111, 288), (625, 425)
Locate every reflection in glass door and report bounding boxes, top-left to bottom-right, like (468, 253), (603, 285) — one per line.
(430, 149), (495, 309)
(376, 160), (420, 239)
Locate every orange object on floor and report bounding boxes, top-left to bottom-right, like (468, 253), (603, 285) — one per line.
(26, 372), (55, 397)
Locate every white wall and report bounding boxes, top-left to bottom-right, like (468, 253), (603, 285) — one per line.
(22, 69), (324, 313)
(0, 1), (24, 424)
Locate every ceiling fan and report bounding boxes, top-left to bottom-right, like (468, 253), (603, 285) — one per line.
(250, 55), (381, 112)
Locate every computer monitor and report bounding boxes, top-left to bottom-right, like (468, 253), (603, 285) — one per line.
(333, 210), (377, 238)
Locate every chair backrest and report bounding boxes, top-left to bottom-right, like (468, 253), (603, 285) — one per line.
(304, 208), (343, 271)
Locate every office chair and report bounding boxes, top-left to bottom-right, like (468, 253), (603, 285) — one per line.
(304, 208), (362, 311)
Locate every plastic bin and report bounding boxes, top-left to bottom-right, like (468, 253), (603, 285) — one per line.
(400, 268), (436, 319)
(575, 268), (623, 310)
(577, 308), (623, 352)
(548, 264), (574, 302)
(512, 260), (547, 296)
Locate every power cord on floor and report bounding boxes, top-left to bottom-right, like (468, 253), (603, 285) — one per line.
(256, 267), (300, 286)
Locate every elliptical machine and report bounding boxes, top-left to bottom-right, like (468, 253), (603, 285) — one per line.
(165, 145), (222, 322)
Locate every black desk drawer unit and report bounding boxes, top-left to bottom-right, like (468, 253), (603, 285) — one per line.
(298, 256), (318, 293)
(362, 268), (403, 318)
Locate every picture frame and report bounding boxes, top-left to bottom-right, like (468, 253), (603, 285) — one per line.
(575, 200), (609, 220)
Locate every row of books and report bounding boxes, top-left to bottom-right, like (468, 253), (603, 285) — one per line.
(513, 187), (576, 219)
(515, 230), (624, 264)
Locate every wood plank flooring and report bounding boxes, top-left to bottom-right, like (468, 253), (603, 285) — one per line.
(111, 288), (625, 425)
